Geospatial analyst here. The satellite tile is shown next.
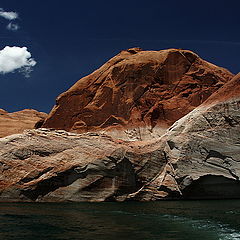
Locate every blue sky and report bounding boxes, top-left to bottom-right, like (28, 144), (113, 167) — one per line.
(0, 0), (240, 113)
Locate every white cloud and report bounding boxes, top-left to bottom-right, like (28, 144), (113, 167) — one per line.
(6, 22), (19, 31)
(0, 9), (18, 20)
(0, 46), (37, 77)
(0, 8), (19, 31)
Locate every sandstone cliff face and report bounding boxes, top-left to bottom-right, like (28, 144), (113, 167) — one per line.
(0, 74), (239, 202)
(0, 109), (47, 138)
(42, 48), (233, 140)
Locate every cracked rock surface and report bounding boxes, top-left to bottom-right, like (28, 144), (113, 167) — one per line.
(0, 73), (240, 201)
(42, 48), (233, 140)
(0, 128), (166, 202)
(0, 51), (239, 202)
(129, 73), (240, 200)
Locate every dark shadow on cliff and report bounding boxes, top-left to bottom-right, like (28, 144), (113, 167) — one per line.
(181, 175), (240, 200)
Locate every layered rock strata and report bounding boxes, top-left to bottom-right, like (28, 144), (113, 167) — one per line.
(0, 49), (239, 202)
(0, 72), (239, 201)
(129, 73), (240, 200)
(0, 128), (165, 202)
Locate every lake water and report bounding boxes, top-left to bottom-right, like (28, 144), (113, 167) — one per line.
(0, 200), (240, 240)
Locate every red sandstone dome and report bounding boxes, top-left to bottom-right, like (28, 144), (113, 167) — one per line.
(42, 48), (234, 139)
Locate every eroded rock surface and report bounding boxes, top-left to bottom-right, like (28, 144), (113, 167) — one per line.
(1, 71), (240, 201)
(42, 48), (233, 140)
(0, 128), (166, 202)
(0, 51), (239, 202)
(129, 73), (240, 200)
(0, 109), (47, 138)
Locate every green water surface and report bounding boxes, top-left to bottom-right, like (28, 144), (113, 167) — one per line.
(0, 200), (240, 240)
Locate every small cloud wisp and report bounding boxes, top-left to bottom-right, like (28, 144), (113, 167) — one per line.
(6, 22), (19, 31)
(0, 8), (18, 20)
(0, 46), (37, 78)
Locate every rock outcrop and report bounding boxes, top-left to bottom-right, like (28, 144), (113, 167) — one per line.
(0, 109), (47, 138)
(0, 128), (165, 202)
(0, 73), (239, 202)
(0, 49), (239, 202)
(42, 48), (233, 140)
(129, 73), (240, 200)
